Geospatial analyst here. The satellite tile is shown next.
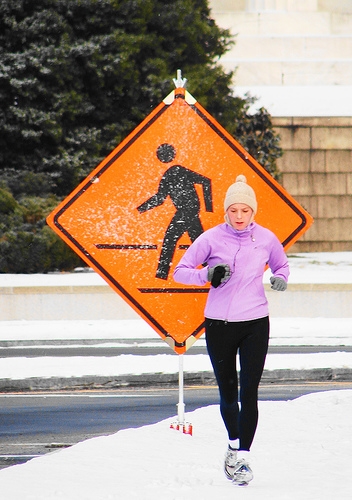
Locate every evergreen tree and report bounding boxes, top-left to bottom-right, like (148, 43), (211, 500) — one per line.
(0, 0), (281, 197)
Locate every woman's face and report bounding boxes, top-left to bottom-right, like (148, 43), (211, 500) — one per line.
(226, 203), (253, 230)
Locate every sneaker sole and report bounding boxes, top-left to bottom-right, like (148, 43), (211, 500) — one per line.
(233, 480), (249, 487)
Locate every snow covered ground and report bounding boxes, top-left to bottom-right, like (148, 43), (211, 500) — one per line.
(0, 391), (351, 499)
(0, 252), (351, 498)
(0, 326), (352, 381)
(235, 85), (352, 117)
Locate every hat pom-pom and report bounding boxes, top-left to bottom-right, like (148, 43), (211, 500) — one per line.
(236, 174), (247, 183)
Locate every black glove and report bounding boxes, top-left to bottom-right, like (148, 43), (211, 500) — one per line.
(270, 276), (287, 291)
(208, 264), (231, 288)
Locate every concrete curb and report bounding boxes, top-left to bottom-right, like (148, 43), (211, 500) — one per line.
(1, 368), (351, 392)
(261, 368), (352, 383)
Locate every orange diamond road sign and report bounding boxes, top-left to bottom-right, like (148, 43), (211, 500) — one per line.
(47, 86), (313, 354)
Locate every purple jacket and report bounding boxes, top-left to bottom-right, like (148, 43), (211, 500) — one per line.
(173, 222), (289, 322)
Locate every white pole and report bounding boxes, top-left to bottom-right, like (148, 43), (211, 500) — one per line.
(177, 354), (185, 425)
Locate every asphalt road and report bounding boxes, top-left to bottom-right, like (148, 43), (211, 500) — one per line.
(1, 381), (352, 470)
(1, 344), (352, 357)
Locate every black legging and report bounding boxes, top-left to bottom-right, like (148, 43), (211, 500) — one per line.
(205, 316), (270, 451)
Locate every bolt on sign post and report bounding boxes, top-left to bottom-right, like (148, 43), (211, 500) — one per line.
(47, 71), (313, 356)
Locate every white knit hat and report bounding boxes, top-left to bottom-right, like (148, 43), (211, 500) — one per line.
(224, 175), (257, 214)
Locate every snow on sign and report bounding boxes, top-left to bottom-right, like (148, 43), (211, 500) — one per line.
(47, 85), (313, 354)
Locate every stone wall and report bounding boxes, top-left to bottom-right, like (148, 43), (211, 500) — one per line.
(209, 0), (352, 87)
(273, 117), (352, 252)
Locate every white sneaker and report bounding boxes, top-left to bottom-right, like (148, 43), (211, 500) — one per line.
(224, 447), (238, 480)
(232, 457), (253, 486)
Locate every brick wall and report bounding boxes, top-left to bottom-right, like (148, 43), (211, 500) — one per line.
(272, 117), (352, 252)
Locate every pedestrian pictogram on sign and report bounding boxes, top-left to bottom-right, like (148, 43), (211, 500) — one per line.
(137, 143), (213, 280)
(47, 81), (313, 354)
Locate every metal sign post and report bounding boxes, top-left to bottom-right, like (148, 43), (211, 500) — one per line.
(177, 354), (185, 425)
(170, 352), (193, 435)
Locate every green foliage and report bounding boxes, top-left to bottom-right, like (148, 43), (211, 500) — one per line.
(0, 187), (18, 214)
(0, 227), (83, 273)
(0, 170), (55, 197)
(0, 186), (23, 234)
(0, 189), (83, 273)
(0, 0), (283, 273)
(0, 230), (51, 273)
